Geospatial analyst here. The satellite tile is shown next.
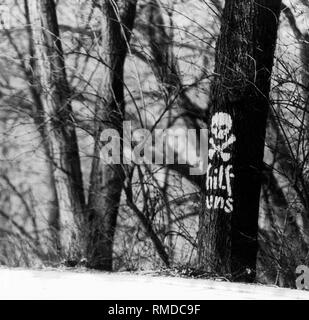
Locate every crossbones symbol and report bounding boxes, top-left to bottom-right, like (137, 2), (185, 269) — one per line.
(209, 136), (236, 162)
(209, 112), (236, 162)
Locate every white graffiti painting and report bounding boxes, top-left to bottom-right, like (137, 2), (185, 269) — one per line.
(206, 164), (235, 213)
(207, 112), (236, 214)
(209, 112), (236, 162)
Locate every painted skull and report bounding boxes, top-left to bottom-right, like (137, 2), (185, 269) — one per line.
(211, 112), (232, 140)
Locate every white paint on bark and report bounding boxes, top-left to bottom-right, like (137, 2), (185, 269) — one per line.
(207, 113), (236, 214)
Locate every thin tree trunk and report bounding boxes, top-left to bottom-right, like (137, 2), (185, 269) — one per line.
(145, 0), (207, 126)
(258, 167), (308, 287)
(87, 0), (137, 271)
(198, 0), (282, 281)
(268, 109), (309, 210)
(300, 33), (309, 159)
(30, 0), (86, 261)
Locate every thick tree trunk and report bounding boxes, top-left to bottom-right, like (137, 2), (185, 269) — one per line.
(30, 0), (86, 261)
(87, 0), (137, 271)
(24, 0), (60, 236)
(198, 0), (282, 281)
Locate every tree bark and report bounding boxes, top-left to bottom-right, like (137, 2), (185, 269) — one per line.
(30, 0), (86, 261)
(87, 0), (137, 271)
(24, 0), (60, 235)
(198, 0), (282, 281)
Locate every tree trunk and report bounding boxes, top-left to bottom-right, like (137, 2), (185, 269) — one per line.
(87, 0), (137, 271)
(298, 3), (309, 143)
(198, 0), (282, 281)
(145, 0), (207, 126)
(30, 0), (86, 261)
(24, 0), (60, 236)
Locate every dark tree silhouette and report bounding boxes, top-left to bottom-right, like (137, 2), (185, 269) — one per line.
(87, 0), (138, 270)
(198, 0), (282, 281)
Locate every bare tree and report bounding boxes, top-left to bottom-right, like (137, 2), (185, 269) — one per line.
(23, 0), (60, 234)
(198, 0), (282, 281)
(30, 0), (86, 261)
(87, 0), (138, 270)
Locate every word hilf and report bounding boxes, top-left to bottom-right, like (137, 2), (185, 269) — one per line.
(206, 164), (234, 213)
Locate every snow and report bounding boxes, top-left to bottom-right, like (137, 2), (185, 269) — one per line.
(0, 268), (308, 300)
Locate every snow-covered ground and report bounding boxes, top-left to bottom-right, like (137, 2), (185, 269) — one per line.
(0, 268), (308, 300)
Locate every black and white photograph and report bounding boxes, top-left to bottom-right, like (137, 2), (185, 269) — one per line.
(0, 0), (309, 303)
